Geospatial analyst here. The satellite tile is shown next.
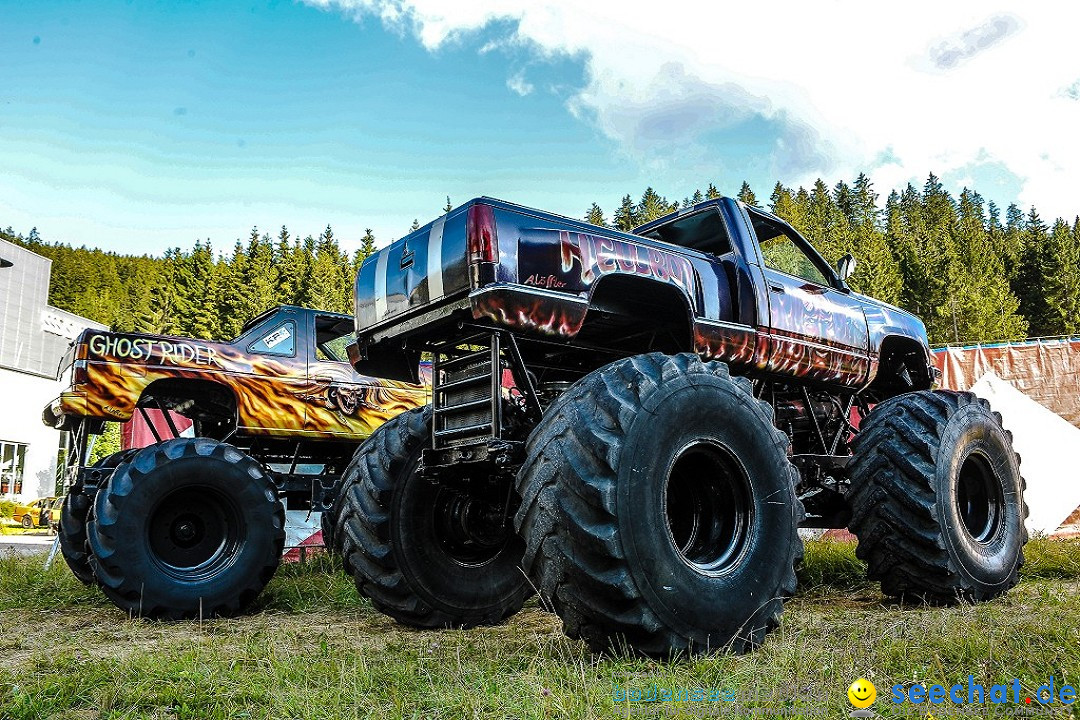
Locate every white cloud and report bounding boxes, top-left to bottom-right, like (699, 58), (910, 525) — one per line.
(927, 14), (1022, 71)
(506, 70), (533, 96)
(305, 0), (1080, 217)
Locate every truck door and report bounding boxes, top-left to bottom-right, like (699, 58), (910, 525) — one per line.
(745, 209), (871, 386)
(304, 313), (374, 436)
(239, 309), (309, 433)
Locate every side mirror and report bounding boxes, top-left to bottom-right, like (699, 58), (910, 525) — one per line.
(836, 253), (857, 282)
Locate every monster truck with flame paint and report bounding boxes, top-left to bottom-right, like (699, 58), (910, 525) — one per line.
(328, 196), (1028, 657)
(43, 305), (426, 617)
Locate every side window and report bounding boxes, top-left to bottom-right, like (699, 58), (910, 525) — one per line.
(644, 209), (733, 256)
(249, 321), (296, 356)
(753, 217), (830, 286)
(314, 315), (354, 363)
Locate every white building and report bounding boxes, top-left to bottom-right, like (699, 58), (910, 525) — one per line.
(0, 238), (105, 502)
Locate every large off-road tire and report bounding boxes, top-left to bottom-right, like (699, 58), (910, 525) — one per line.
(338, 406), (531, 628)
(59, 449), (139, 585)
(515, 353), (804, 657)
(87, 438), (285, 619)
(848, 390), (1028, 603)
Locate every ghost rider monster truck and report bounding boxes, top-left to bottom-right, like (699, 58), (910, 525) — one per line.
(42, 305), (427, 618)
(336, 197), (1027, 656)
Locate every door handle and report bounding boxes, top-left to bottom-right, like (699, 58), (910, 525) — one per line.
(768, 282), (785, 294)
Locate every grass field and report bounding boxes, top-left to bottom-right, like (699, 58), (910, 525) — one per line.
(1, 539), (1078, 719)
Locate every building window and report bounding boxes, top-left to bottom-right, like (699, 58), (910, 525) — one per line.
(1, 441), (28, 496)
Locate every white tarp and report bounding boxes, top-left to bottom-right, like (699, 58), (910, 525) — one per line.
(284, 510), (322, 549)
(970, 372), (1080, 535)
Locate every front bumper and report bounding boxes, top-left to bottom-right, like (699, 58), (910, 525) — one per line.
(42, 391), (88, 429)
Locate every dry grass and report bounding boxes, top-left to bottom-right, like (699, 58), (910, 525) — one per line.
(1, 540), (1078, 719)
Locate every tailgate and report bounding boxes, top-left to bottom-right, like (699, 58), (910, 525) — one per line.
(355, 209), (471, 330)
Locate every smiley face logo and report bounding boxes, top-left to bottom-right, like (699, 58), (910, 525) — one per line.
(848, 678), (876, 708)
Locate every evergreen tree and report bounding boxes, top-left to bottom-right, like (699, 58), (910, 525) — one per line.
(886, 176), (959, 342)
(163, 241), (220, 339)
(851, 174), (881, 226)
(306, 226), (350, 313)
(290, 235), (317, 308)
(947, 189), (1027, 342)
(360, 228), (377, 259)
(841, 176), (902, 305)
(833, 180), (856, 224)
(1045, 218), (1080, 334)
(118, 255), (166, 334)
(275, 226), (303, 307)
(705, 183), (721, 200)
(768, 182), (789, 214)
(244, 228), (279, 320)
(444, 196), (453, 213)
(217, 240), (250, 339)
(1001, 203), (1025, 281)
(585, 203), (607, 227)
(637, 187), (670, 224)
(410, 219), (420, 231)
(1015, 207), (1051, 335)
(804, 178), (848, 263)
(737, 181), (758, 207)
(613, 195), (640, 231)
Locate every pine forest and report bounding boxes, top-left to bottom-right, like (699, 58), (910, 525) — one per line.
(5, 174), (1077, 347)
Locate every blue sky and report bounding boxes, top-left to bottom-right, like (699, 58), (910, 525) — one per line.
(0, 1), (621, 253)
(1, 1), (1077, 254)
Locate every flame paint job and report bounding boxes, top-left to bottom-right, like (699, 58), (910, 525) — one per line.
(761, 330), (872, 386)
(471, 286), (587, 338)
(46, 307), (427, 439)
(693, 321), (758, 368)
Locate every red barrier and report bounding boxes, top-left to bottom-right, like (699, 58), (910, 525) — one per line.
(933, 338), (1080, 427)
(120, 409), (193, 450)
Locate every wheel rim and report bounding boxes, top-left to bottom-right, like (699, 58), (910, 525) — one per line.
(148, 486), (244, 580)
(955, 450), (1004, 545)
(430, 485), (510, 568)
(663, 440), (753, 575)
